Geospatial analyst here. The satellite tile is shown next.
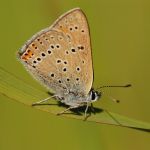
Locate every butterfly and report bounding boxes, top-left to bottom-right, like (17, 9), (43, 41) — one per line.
(18, 8), (131, 119)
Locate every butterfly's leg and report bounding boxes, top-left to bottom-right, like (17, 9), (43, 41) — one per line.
(32, 95), (56, 106)
(57, 106), (78, 115)
(90, 103), (95, 114)
(84, 103), (89, 120)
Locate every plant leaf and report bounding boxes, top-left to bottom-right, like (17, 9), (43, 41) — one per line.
(0, 66), (150, 132)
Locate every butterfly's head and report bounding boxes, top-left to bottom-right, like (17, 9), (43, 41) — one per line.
(90, 89), (102, 102)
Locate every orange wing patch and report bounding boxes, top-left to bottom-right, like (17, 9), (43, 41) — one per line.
(21, 49), (34, 61)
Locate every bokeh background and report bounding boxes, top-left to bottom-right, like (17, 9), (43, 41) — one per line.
(0, 0), (150, 150)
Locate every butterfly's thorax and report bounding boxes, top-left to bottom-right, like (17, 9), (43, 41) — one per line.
(56, 92), (89, 106)
(56, 89), (100, 107)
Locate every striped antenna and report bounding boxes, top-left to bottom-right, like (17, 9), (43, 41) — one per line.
(97, 84), (131, 90)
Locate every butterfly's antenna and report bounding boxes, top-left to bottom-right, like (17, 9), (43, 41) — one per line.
(106, 95), (120, 103)
(96, 84), (131, 103)
(97, 84), (131, 90)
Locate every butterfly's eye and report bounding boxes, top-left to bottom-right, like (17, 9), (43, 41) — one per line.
(91, 91), (96, 100)
(91, 91), (100, 101)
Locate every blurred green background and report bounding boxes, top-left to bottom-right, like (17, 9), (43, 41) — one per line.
(0, 0), (150, 150)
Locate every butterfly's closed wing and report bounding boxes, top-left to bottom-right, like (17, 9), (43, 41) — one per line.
(18, 8), (93, 98)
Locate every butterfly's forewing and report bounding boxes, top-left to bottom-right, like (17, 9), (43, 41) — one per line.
(18, 8), (93, 96)
(52, 8), (93, 95)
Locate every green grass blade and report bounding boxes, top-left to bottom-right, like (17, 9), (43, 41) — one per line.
(0, 66), (150, 132)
